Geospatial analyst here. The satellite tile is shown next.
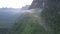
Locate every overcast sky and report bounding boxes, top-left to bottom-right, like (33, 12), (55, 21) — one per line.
(0, 0), (33, 8)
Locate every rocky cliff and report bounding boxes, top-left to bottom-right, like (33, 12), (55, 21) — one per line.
(29, 0), (60, 9)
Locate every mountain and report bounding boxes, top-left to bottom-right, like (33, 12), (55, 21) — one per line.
(29, 0), (60, 34)
(12, 9), (49, 34)
(21, 5), (30, 10)
(1, 0), (60, 34)
(0, 8), (22, 28)
(0, 5), (34, 34)
(0, 5), (33, 34)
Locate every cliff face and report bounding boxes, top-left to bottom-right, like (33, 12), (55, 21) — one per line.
(29, 0), (60, 9)
(29, 0), (60, 34)
(29, 0), (44, 9)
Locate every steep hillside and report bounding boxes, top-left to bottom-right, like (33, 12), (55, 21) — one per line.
(12, 9), (51, 34)
(9, 0), (60, 34)
(29, 0), (60, 34)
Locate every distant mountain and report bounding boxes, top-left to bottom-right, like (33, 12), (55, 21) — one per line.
(0, 8), (22, 28)
(0, 5), (31, 28)
(21, 5), (30, 10)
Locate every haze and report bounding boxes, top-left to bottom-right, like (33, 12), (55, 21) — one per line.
(0, 0), (33, 8)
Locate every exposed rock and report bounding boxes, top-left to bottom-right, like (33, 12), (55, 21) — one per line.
(29, 0), (60, 9)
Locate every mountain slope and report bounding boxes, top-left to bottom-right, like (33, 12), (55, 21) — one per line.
(12, 9), (51, 34)
(29, 0), (60, 34)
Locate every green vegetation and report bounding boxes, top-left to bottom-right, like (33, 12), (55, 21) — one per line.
(12, 12), (48, 34)
(41, 8), (60, 34)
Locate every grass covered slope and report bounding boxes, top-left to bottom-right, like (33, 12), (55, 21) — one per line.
(12, 11), (48, 34)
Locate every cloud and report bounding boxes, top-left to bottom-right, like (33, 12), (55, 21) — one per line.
(0, 0), (33, 8)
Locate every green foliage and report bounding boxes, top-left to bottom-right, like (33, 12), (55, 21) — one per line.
(12, 8), (60, 34)
(12, 12), (48, 34)
(41, 8), (60, 34)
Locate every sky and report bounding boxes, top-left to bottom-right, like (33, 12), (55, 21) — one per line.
(0, 0), (33, 8)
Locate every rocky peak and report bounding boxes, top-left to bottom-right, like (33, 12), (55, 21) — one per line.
(29, 0), (60, 10)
